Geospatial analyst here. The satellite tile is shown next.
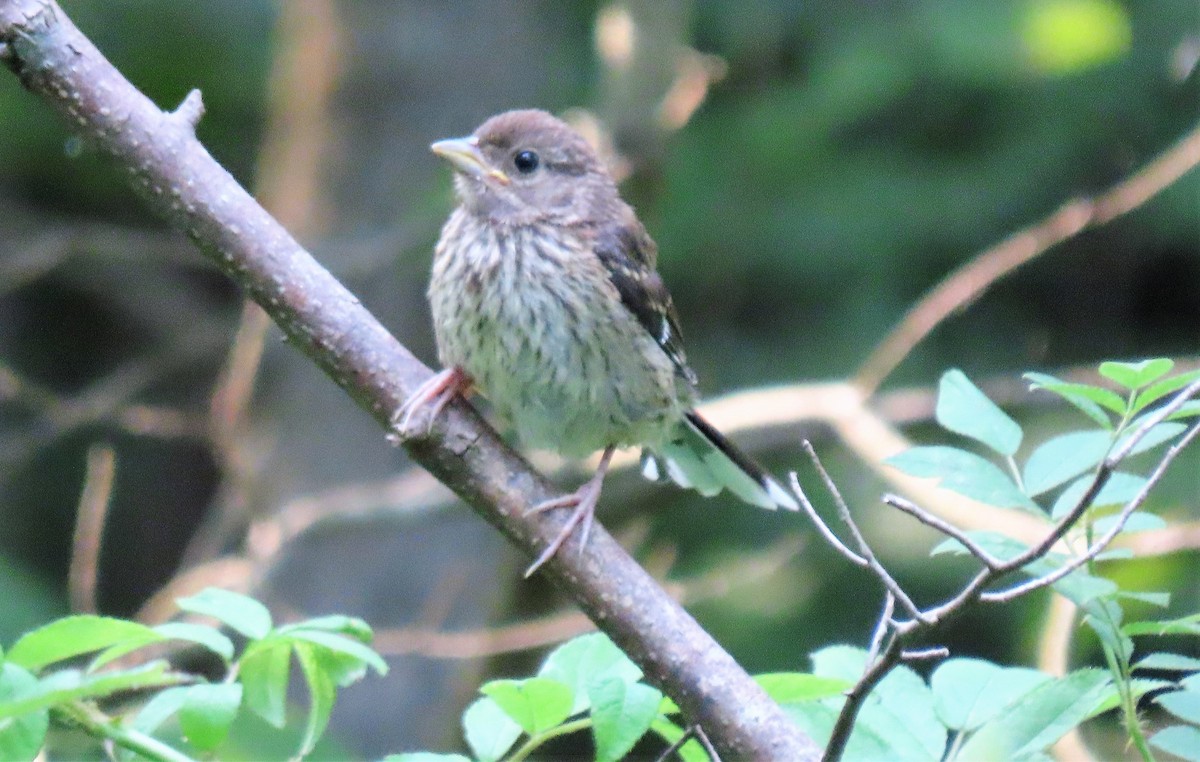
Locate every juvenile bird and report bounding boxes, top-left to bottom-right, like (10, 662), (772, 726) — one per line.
(399, 109), (797, 575)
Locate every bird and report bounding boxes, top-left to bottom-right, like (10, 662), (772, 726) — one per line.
(397, 109), (797, 576)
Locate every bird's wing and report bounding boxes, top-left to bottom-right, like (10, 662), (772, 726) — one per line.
(593, 217), (697, 386)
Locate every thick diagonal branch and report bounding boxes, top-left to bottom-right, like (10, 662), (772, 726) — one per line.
(0, 2), (817, 758)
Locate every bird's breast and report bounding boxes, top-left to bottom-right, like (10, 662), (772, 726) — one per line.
(428, 213), (691, 456)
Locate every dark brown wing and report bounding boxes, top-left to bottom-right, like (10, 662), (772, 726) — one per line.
(593, 217), (697, 387)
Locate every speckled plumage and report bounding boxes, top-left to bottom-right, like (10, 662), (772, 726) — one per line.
(430, 173), (692, 459)
(410, 110), (796, 573)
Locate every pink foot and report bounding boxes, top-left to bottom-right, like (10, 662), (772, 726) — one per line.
(523, 446), (616, 577)
(392, 367), (471, 437)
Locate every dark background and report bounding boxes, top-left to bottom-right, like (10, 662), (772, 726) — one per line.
(1, 0), (1197, 758)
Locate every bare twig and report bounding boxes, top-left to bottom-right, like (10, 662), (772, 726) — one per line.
(789, 471), (867, 567)
(881, 494), (1003, 570)
(0, 3), (817, 757)
(901, 646), (949, 662)
(864, 593), (895, 667)
(800, 441), (926, 622)
(69, 444), (116, 613)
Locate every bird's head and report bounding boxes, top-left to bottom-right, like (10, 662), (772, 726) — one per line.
(431, 109), (615, 226)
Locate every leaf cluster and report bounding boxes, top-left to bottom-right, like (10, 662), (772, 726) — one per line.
(0, 588), (387, 761)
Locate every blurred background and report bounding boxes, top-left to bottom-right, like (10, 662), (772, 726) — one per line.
(1, 0), (1197, 758)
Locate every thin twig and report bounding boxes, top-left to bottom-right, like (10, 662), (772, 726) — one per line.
(801, 442), (927, 621)
(69, 444), (116, 614)
(654, 725), (698, 762)
(864, 593), (895, 667)
(881, 494), (1004, 569)
(789, 470), (867, 567)
(901, 646), (949, 661)
(694, 725), (721, 762)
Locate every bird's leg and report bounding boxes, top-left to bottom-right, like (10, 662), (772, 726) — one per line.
(392, 366), (472, 437)
(523, 445), (616, 577)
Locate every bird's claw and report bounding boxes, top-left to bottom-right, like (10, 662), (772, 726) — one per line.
(391, 367), (469, 441)
(523, 446), (615, 577)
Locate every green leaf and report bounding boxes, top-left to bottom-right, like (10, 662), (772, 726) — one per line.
(1050, 472), (1146, 518)
(1022, 431), (1111, 497)
(1025, 373), (1123, 424)
(1157, 690), (1200, 725)
(294, 641), (335, 759)
(589, 677), (662, 762)
(931, 659), (1051, 731)
(1131, 369), (1200, 414)
(1090, 678), (1173, 717)
(1151, 725), (1200, 762)
(1123, 613), (1200, 637)
(89, 620), (237, 672)
(283, 629), (388, 678)
(538, 633), (641, 715)
(481, 677), (574, 735)
(784, 700), (902, 761)
(809, 644), (868, 682)
(956, 669), (1111, 759)
(0, 663), (48, 762)
(277, 615), (373, 643)
(886, 446), (1039, 511)
(153, 622), (236, 662)
(1116, 422), (1188, 457)
(462, 697), (522, 762)
(755, 673), (850, 703)
(1134, 652), (1200, 671)
(1116, 590), (1170, 608)
(1053, 570), (1120, 607)
(130, 685), (190, 736)
(176, 588), (272, 640)
(935, 369), (1022, 455)
(179, 682), (242, 751)
(384, 755), (472, 762)
(1167, 400), (1200, 421)
(1100, 359), (1174, 391)
(1082, 599), (1131, 662)
(809, 646), (945, 760)
(7, 616), (160, 672)
(861, 662), (945, 762)
(0, 662), (188, 722)
(1093, 512), (1165, 535)
(239, 641), (291, 728)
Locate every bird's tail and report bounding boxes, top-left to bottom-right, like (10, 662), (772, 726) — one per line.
(641, 411), (798, 510)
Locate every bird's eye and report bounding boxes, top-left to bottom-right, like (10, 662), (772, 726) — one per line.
(513, 150), (540, 174)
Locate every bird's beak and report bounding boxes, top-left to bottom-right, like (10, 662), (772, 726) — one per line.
(430, 137), (510, 186)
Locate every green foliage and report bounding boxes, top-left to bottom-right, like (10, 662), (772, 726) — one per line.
(0, 588), (387, 762)
(404, 632), (850, 762)
(888, 360), (1200, 761)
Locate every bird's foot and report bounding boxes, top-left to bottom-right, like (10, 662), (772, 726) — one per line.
(523, 446), (615, 577)
(390, 367), (470, 441)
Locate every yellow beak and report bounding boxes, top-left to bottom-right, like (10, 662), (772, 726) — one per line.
(430, 137), (510, 185)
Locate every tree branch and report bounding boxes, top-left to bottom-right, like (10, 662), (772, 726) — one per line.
(0, 2), (817, 758)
